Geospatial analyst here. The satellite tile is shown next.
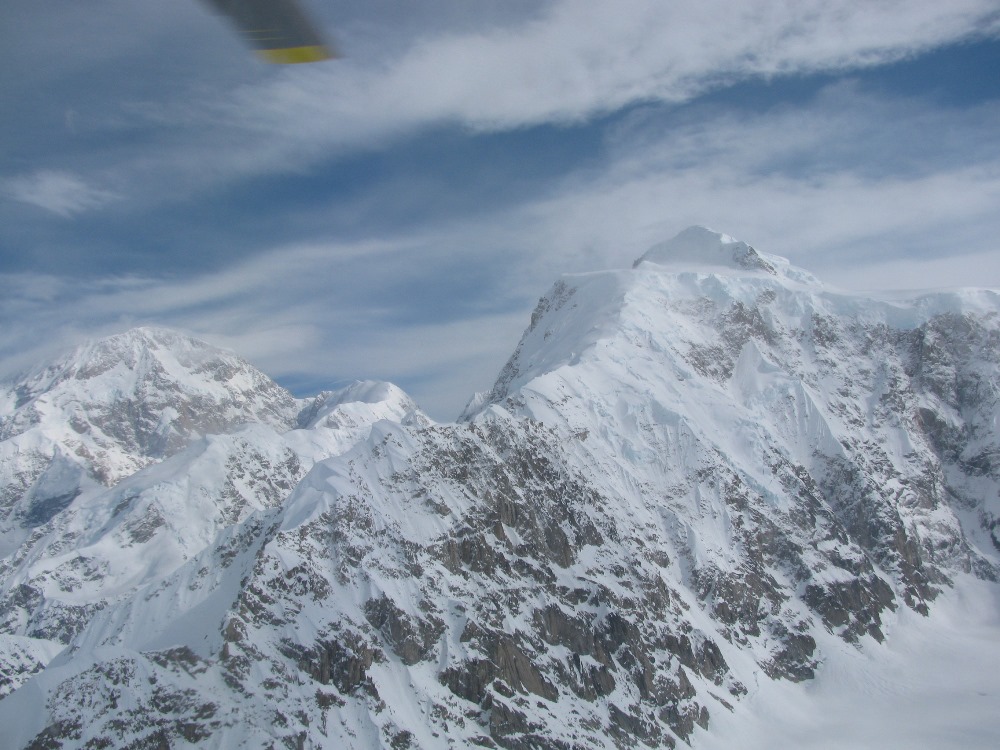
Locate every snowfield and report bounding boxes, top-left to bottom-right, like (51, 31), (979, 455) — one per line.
(699, 575), (1000, 750)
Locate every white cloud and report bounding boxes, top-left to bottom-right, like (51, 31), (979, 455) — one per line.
(72, 0), (1000, 203)
(304, 0), (1000, 135)
(2, 170), (119, 217)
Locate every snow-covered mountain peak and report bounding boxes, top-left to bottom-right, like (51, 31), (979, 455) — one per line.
(14, 326), (284, 408)
(635, 226), (820, 286)
(297, 379), (430, 431)
(64, 326), (219, 373)
(0, 327), (302, 533)
(635, 225), (771, 271)
(322, 380), (412, 410)
(485, 229), (850, 406)
(14, 324), (297, 418)
(487, 225), (1000, 593)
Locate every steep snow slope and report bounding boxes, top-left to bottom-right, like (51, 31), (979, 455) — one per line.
(1, 228), (998, 749)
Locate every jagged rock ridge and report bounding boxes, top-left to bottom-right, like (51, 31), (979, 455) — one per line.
(0, 227), (998, 749)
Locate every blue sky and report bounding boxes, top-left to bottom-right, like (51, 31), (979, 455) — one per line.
(3, 1), (1000, 419)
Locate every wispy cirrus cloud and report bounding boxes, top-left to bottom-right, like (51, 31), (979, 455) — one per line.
(41, 0), (1000, 206)
(2, 170), (120, 217)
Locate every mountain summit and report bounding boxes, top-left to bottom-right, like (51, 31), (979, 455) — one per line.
(637, 225), (772, 269)
(0, 327), (303, 553)
(1, 229), (998, 749)
(634, 225), (823, 286)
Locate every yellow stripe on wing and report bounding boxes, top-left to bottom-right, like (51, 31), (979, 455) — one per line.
(257, 45), (334, 64)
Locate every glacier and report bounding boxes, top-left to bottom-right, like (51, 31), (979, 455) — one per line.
(0, 227), (997, 749)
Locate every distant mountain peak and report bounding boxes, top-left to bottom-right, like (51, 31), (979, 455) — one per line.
(16, 326), (229, 394)
(634, 225), (771, 271)
(634, 226), (820, 286)
(0, 326), (302, 499)
(297, 379), (429, 430)
(68, 326), (234, 376)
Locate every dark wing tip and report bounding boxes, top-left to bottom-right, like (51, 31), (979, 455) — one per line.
(202, 0), (338, 63)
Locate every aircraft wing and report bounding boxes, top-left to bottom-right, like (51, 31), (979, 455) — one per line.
(202, 0), (335, 63)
